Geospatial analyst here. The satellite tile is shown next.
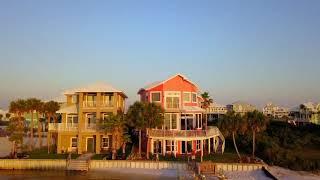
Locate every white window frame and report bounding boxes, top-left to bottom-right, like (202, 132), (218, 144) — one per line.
(70, 137), (77, 149)
(150, 91), (162, 103)
(66, 114), (78, 127)
(164, 113), (178, 130)
(101, 137), (109, 149)
(192, 93), (197, 103)
(183, 92), (191, 103)
(153, 140), (162, 154)
(102, 113), (109, 120)
(196, 140), (201, 150)
(166, 140), (175, 153)
(164, 91), (181, 109)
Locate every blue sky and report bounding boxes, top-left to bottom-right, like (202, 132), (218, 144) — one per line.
(0, 0), (320, 109)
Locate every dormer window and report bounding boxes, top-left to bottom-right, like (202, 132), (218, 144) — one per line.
(151, 92), (161, 102)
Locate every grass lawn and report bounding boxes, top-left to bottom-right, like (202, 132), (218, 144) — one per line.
(27, 148), (80, 159)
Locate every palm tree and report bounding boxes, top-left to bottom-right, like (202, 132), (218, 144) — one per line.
(9, 99), (27, 156)
(26, 98), (42, 150)
(246, 110), (268, 158)
(126, 102), (164, 158)
(218, 111), (246, 160)
(201, 92), (213, 109)
(100, 113), (126, 159)
(37, 101), (45, 148)
(0, 114), (3, 121)
(43, 101), (60, 151)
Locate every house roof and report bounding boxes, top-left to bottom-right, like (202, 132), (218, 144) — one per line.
(56, 105), (78, 114)
(64, 82), (127, 98)
(138, 74), (199, 94)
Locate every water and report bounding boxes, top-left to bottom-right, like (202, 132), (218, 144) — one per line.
(0, 169), (180, 180)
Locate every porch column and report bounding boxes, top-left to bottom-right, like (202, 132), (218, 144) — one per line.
(208, 138), (211, 154)
(151, 139), (154, 155)
(78, 134), (82, 154)
(57, 133), (62, 154)
(47, 132), (51, 154)
(200, 139), (203, 162)
(162, 139), (166, 156)
(96, 135), (101, 154)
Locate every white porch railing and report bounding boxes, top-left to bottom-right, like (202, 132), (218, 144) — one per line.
(84, 123), (97, 132)
(148, 126), (221, 139)
(83, 101), (97, 107)
(49, 123), (78, 132)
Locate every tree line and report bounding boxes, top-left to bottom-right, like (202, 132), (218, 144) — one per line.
(7, 98), (60, 157)
(218, 110), (269, 162)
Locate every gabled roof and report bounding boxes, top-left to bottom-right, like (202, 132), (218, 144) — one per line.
(138, 73), (199, 94)
(64, 82), (127, 98)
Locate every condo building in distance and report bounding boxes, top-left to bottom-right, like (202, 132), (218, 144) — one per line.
(226, 101), (257, 116)
(138, 74), (225, 158)
(263, 103), (289, 119)
(48, 82), (127, 154)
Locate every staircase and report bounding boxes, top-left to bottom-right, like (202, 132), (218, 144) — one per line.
(67, 160), (89, 171)
(66, 153), (94, 171)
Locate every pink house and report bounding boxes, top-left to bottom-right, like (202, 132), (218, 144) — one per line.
(138, 74), (225, 159)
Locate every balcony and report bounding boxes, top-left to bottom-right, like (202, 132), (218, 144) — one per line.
(84, 123), (97, 132)
(148, 126), (222, 140)
(101, 101), (114, 107)
(83, 101), (97, 107)
(49, 123), (78, 132)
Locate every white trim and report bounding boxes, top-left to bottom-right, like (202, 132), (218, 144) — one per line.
(143, 74), (200, 92)
(150, 91), (162, 103)
(70, 137), (77, 149)
(164, 91), (181, 109)
(101, 136), (109, 149)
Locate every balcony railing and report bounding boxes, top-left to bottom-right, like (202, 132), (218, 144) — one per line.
(148, 126), (221, 139)
(83, 101), (97, 107)
(101, 101), (114, 107)
(84, 123), (97, 132)
(49, 123), (78, 132)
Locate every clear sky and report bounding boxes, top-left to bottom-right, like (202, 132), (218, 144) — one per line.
(0, 0), (320, 109)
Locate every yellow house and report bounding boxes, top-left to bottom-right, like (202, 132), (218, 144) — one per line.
(48, 82), (127, 154)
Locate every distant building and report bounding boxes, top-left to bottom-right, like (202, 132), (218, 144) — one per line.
(289, 102), (320, 125)
(263, 103), (289, 119)
(226, 101), (257, 116)
(0, 109), (9, 121)
(205, 102), (227, 121)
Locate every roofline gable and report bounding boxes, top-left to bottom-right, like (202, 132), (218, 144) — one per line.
(138, 74), (200, 94)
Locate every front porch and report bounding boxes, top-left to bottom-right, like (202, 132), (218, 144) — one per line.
(147, 126), (225, 160)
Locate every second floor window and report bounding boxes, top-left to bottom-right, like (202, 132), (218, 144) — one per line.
(151, 92), (161, 102)
(192, 93), (197, 103)
(166, 97), (180, 109)
(183, 92), (191, 102)
(67, 114), (78, 126)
